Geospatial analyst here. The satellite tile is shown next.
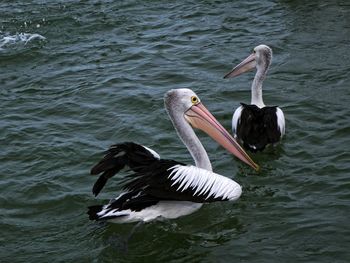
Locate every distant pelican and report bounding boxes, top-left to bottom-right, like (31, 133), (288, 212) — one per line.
(88, 88), (259, 223)
(224, 44), (285, 152)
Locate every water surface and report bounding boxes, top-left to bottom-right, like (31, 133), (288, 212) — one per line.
(1, 1), (350, 262)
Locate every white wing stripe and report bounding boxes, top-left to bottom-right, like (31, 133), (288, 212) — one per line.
(167, 165), (242, 201)
(198, 177), (212, 196)
(142, 145), (161, 159)
(232, 106), (243, 137)
(206, 177), (218, 200)
(276, 108), (285, 137)
(193, 169), (208, 196)
(177, 173), (189, 192)
(182, 172), (195, 192)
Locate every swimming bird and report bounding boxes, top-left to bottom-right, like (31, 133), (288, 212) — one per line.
(224, 44), (285, 152)
(88, 88), (259, 223)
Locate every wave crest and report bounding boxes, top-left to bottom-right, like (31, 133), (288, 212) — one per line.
(0, 33), (46, 50)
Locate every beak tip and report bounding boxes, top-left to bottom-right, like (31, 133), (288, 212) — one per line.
(223, 73), (231, 79)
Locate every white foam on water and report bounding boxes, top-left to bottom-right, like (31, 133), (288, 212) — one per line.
(0, 32), (46, 50)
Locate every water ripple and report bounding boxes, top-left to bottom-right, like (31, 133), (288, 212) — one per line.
(2, 1), (350, 262)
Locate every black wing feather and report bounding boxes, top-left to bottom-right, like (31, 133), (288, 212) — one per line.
(89, 142), (231, 221)
(237, 103), (281, 152)
(125, 160), (231, 203)
(90, 142), (159, 196)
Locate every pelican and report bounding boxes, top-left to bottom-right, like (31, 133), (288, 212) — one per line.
(88, 88), (259, 223)
(224, 44), (285, 152)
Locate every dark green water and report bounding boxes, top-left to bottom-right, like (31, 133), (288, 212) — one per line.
(1, 1), (350, 262)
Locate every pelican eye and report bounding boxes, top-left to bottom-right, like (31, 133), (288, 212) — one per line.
(191, 96), (199, 104)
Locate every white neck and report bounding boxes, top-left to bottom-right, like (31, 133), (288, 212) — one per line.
(167, 108), (212, 171)
(251, 67), (266, 108)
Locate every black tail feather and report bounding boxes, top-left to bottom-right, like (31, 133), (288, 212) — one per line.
(87, 204), (129, 221)
(92, 167), (123, 196)
(90, 142), (159, 196)
(87, 205), (104, 220)
(92, 174), (108, 197)
(90, 152), (127, 175)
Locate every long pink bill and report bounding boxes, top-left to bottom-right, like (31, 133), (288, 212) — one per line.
(223, 53), (256, 79)
(185, 102), (259, 171)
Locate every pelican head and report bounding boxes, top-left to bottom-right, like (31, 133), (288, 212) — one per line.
(224, 44), (272, 79)
(165, 88), (259, 171)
